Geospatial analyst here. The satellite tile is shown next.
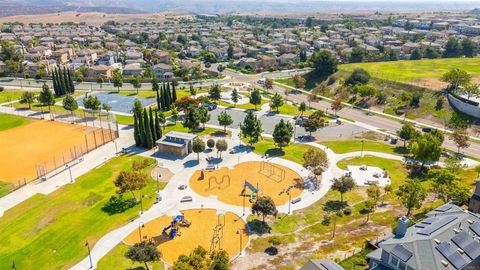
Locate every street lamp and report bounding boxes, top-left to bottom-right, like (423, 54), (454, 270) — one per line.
(288, 191), (292, 214)
(85, 241), (93, 269)
(66, 164), (73, 183)
(156, 173), (161, 194)
(138, 222), (145, 242)
(139, 193), (144, 215)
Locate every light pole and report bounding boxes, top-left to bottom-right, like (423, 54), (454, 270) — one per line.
(139, 193), (144, 215)
(288, 191), (292, 214)
(11, 261), (16, 270)
(236, 230), (243, 256)
(242, 186), (246, 217)
(66, 164), (73, 183)
(156, 173), (161, 194)
(85, 241), (93, 269)
(138, 222), (145, 242)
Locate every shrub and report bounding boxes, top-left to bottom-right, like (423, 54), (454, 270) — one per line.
(132, 159), (151, 171)
(207, 138), (215, 149)
(336, 210), (344, 217)
(0, 86), (4, 92)
(343, 207), (352, 216)
(322, 214), (331, 226)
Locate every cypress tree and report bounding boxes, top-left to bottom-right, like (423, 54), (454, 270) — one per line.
(171, 82), (177, 102)
(138, 111), (146, 147)
(68, 69), (75, 93)
(155, 109), (162, 140)
(63, 67), (70, 93)
(133, 113), (141, 146)
(149, 107), (156, 141)
(143, 108), (153, 148)
(52, 69), (59, 96)
(161, 84), (167, 110)
(164, 83), (171, 109)
(166, 82), (172, 105)
(155, 88), (161, 111)
(59, 67), (67, 95)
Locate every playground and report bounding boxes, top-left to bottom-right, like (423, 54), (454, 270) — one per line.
(123, 209), (249, 265)
(189, 161), (304, 206)
(0, 119), (115, 183)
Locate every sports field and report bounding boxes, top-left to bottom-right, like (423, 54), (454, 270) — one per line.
(189, 161), (303, 207)
(339, 58), (480, 89)
(123, 209), (248, 265)
(0, 118), (114, 183)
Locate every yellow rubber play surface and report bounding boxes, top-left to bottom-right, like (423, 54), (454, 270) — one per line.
(189, 161), (303, 206)
(123, 209), (249, 265)
(0, 119), (113, 183)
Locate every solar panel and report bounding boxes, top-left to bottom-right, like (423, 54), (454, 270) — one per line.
(451, 231), (480, 260)
(418, 216), (457, 236)
(436, 204), (453, 212)
(436, 242), (468, 269)
(391, 244), (413, 262)
(415, 217), (439, 228)
(470, 221), (480, 236)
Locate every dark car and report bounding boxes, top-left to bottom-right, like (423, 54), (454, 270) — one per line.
(422, 127), (432, 133)
(203, 103), (217, 111)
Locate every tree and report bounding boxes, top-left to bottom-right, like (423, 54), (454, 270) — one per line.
(462, 38), (477, 58)
(349, 47), (366, 63)
(409, 133), (443, 167)
(298, 102), (307, 117)
(217, 111), (233, 132)
(302, 148), (329, 188)
(460, 83), (480, 100)
(209, 84), (222, 102)
(133, 113), (141, 146)
(443, 37), (462, 58)
(345, 68), (370, 86)
(112, 69), (123, 93)
(410, 48), (423, 60)
(269, 93), (284, 113)
(240, 111), (263, 145)
(227, 44), (234, 59)
(331, 176), (356, 203)
(62, 95), (78, 116)
(171, 106), (179, 124)
(210, 250), (230, 270)
(367, 183), (381, 206)
(251, 196), (278, 223)
(264, 79), (273, 90)
(330, 97), (343, 116)
(442, 68), (471, 92)
(309, 50), (338, 77)
(143, 109), (154, 149)
(396, 179), (426, 216)
(189, 84), (196, 96)
(102, 103), (112, 112)
(192, 138), (205, 161)
(306, 16), (314, 28)
(216, 139), (228, 158)
(20, 91), (36, 109)
(207, 138), (215, 150)
(450, 128), (470, 153)
(397, 123), (419, 147)
(292, 74), (306, 89)
(83, 96), (101, 110)
(272, 119), (293, 149)
(249, 89), (262, 110)
(132, 99), (143, 117)
(114, 171), (148, 201)
(125, 241), (160, 270)
(38, 83), (55, 111)
(154, 110), (162, 140)
(131, 75), (142, 94)
(363, 200), (376, 224)
(301, 110), (327, 136)
(198, 106), (210, 129)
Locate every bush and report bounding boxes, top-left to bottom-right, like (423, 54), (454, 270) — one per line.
(327, 76), (336, 85)
(207, 138), (215, 149)
(132, 159), (151, 171)
(0, 86), (4, 92)
(343, 207), (352, 216)
(322, 214), (331, 226)
(336, 210), (344, 217)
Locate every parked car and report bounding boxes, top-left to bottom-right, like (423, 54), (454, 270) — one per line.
(203, 103), (217, 111)
(422, 127), (432, 133)
(178, 184), (188, 190)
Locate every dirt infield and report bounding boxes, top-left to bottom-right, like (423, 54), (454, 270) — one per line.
(123, 209), (249, 265)
(0, 119), (115, 184)
(189, 161), (303, 207)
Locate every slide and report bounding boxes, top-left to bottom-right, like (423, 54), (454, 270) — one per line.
(244, 181), (259, 202)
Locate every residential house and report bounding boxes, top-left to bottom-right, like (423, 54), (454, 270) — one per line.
(258, 55), (276, 68)
(88, 65), (113, 80)
(122, 63), (143, 77)
(300, 259), (344, 270)
(367, 204), (480, 270)
(238, 58), (259, 70)
(154, 51), (172, 64)
(279, 43), (297, 54)
(278, 53), (299, 66)
(153, 63), (173, 78)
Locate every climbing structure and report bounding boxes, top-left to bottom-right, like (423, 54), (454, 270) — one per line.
(162, 214), (191, 239)
(241, 180), (259, 202)
(210, 214), (226, 253)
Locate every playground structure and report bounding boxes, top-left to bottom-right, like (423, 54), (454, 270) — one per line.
(241, 181), (259, 202)
(258, 161), (286, 183)
(162, 214), (191, 239)
(210, 213), (226, 253)
(189, 161), (304, 207)
(207, 174), (231, 191)
(123, 209), (249, 265)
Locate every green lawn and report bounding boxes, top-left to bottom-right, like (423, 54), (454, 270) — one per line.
(218, 99), (268, 111)
(0, 90), (24, 103)
(0, 155), (164, 270)
(0, 181), (14, 198)
(320, 140), (403, 155)
(339, 58), (480, 83)
(0, 113), (29, 131)
(163, 122), (230, 137)
(246, 138), (319, 165)
(97, 243), (165, 270)
(115, 114), (134, 125)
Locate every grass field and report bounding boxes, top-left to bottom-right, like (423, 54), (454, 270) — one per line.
(0, 155), (163, 270)
(97, 243), (165, 270)
(0, 90), (24, 103)
(339, 58), (480, 85)
(247, 138), (320, 165)
(320, 140), (403, 155)
(0, 113), (29, 131)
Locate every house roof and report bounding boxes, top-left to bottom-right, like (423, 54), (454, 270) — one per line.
(300, 259), (344, 270)
(370, 204), (480, 270)
(163, 131), (197, 141)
